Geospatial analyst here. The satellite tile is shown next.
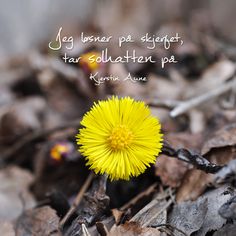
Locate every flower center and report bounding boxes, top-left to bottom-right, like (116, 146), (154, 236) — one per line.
(108, 125), (133, 150)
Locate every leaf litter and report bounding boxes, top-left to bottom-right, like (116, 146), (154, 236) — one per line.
(1, 4), (236, 236)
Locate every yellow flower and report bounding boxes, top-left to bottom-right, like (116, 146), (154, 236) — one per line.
(76, 97), (163, 180)
(79, 51), (101, 73)
(50, 143), (70, 162)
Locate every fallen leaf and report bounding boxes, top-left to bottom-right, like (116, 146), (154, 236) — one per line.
(111, 208), (125, 225)
(42, 76), (89, 119)
(201, 124), (236, 189)
(176, 169), (213, 202)
(130, 196), (170, 227)
(194, 185), (233, 236)
(208, 147), (236, 171)
(214, 159), (236, 185)
(202, 122), (236, 155)
(108, 222), (160, 236)
(213, 223), (236, 236)
(15, 206), (61, 236)
(218, 195), (236, 220)
(156, 156), (189, 188)
(177, 145), (236, 202)
(156, 132), (202, 187)
(171, 186), (233, 236)
(146, 74), (185, 100)
(176, 123), (236, 202)
(0, 97), (46, 143)
(186, 59), (235, 98)
(168, 198), (208, 236)
(0, 166), (35, 221)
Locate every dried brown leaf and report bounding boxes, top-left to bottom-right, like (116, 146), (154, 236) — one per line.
(147, 74), (185, 100)
(176, 169), (213, 202)
(156, 133), (202, 187)
(218, 195), (236, 220)
(214, 159), (236, 185)
(168, 198), (208, 236)
(156, 156), (189, 188)
(171, 186), (233, 236)
(108, 222), (160, 236)
(194, 186), (233, 236)
(0, 97), (46, 143)
(15, 206), (61, 236)
(176, 124), (236, 202)
(213, 223), (236, 236)
(186, 60), (235, 98)
(111, 209), (124, 225)
(202, 123), (236, 155)
(0, 166), (35, 221)
(130, 197), (170, 227)
(209, 146), (236, 167)
(43, 76), (88, 119)
(177, 144), (236, 202)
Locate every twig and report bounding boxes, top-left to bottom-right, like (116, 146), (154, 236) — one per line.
(170, 78), (236, 117)
(130, 188), (175, 229)
(132, 198), (173, 227)
(95, 222), (109, 236)
(60, 172), (94, 228)
(1, 118), (81, 161)
(162, 141), (223, 174)
(81, 224), (92, 236)
(64, 175), (109, 236)
(120, 183), (157, 211)
(146, 98), (181, 109)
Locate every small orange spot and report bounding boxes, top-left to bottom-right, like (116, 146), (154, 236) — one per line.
(79, 51), (101, 73)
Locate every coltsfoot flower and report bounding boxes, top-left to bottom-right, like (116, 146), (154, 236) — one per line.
(79, 51), (102, 73)
(50, 141), (75, 163)
(76, 97), (163, 180)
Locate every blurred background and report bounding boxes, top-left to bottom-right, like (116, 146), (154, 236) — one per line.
(0, 1), (236, 235)
(1, 0), (236, 56)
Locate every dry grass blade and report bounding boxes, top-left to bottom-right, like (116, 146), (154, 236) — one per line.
(60, 172), (94, 227)
(170, 78), (236, 117)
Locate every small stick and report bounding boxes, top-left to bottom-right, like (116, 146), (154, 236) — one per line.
(162, 141), (223, 174)
(170, 78), (236, 117)
(120, 183), (157, 211)
(60, 172), (94, 227)
(146, 98), (181, 109)
(81, 224), (91, 236)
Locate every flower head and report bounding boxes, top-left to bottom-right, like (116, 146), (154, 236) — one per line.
(79, 51), (102, 73)
(76, 97), (163, 180)
(50, 141), (75, 163)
